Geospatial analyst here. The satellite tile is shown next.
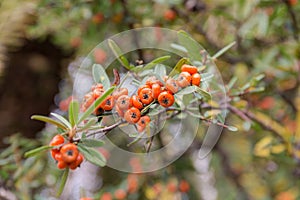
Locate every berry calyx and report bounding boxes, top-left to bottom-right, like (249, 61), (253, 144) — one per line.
(60, 143), (79, 163)
(124, 107), (141, 124)
(158, 91), (174, 107)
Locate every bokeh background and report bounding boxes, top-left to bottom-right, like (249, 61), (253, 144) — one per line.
(0, 0), (300, 199)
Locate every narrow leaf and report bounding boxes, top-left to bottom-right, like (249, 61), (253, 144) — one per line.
(69, 100), (79, 127)
(57, 168), (69, 197)
(178, 30), (202, 61)
(24, 145), (53, 158)
(212, 41), (236, 59)
(170, 43), (188, 53)
(78, 118), (98, 131)
(31, 115), (68, 130)
(81, 138), (105, 147)
(169, 57), (190, 77)
(154, 64), (167, 79)
(176, 86), (196, 95)
(108, 39), (130, 69)
(132, 56), (171, 72)
(195, 87), (212, 101)
(51, 113), (72, 130)
(77, 144), (106, 167)
(92, 64), (110, 90)
(78, 86), (115, 124)
(227, 125), (238, 132)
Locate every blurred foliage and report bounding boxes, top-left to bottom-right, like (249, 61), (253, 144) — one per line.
(1, 0), (300, 199)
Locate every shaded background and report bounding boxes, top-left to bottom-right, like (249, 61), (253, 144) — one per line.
(0, 0), (300, 199)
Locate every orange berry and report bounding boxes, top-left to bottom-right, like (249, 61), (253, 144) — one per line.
(145, 76), (163, 87)
(92, 12), (104, 24)
(127, 174), (138, 194)
(116, 95), (131, 110)
(136, 115), (151, 132)
(57, 160), (67, 169)
(288, 0), (297, 6)
(51, 149), (60, 160)
(165, 78), (179, 94)
(115, 105), (124, 117)
(100, 96), (114, 111)
(114, 189), (127, 200)
(179, 180), (190, 193)
(137, 85), (151, 96)
(60, 143), (79, 163)
(164, 9), (176, 21)
(124, 107), (141, 124)
(91, 83), (104, 91)
(181, 64), (198, 75)
(69, 153), (84, 170)
(112, 88), (128, 101)
(100, 192), (112, 200)
(139, 88), (154, 105)
(158, 91), (174, 107)
(177, 72), (192, 88)
(59, 96), (73, 111)
(167, 181), (177, 193)
(191, 73), (201, 86)
(70, 37), (81, 48)
(94, 48), (107, 64)
(50, 135), (65, 146)
(131, 95), (144, 110)
(151, 83), (161, 99)
(80, 198), (93, 200)
(83, 93), (94, 108)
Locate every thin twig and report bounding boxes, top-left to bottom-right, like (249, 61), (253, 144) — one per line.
(281, 0), (299, 41)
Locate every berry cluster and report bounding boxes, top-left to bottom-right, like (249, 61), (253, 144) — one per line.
(81, 64), (201, 133)
(50, 135), (83, 170)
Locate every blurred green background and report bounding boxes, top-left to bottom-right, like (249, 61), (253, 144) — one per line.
(0, 0), (300, 199)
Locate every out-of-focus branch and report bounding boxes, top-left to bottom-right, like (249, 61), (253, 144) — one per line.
(215, 144), (251, 200)
(281, 0), (299, 41)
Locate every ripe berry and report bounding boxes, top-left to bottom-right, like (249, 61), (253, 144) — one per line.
(91, 83), (104, 91)
(177, 72), (191, 88)
(167, 181), (177, 192)
(83, 93), (94, 109)
(137, 85), (151, 96)
(115, 105), (124, 117)
(164, 9), (176, 21)
(179, 180), (190, 193)
(100, 193), (112, 200)
(69, 153), (84, 170)
(158, 91), (174, 107)
(124, 107), (141, 124)
(112, 88), (128, 101)
(60, 143), (79, 163)
(165, 78), (179, 94)
(57, 160), (67, 169)
(131, 95), (143, 110)
(138, 88), (154, 105)
(151, 83), (161, 99)
(181, 64), (198, 75)
(136, 115), (151, 132)
(192, 73), (201, 86)
(145, 76), (163, 87)
(93, 88), (104, 99)
(50, 135), (65, 146)
(114, 189), (127, 200)
(100, 96), (114, 111)
(116, 95), (131, 110)
(51, 149), (60, 160)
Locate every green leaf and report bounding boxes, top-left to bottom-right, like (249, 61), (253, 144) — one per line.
(51, 113), (72, 130)
(200, 73), (214, 82)
(24, 145), (53, 158)
(178, 30), (202, 61)
(108, 39), (130, 70)
(176, 86), (196, 95)
(169, 57), (190, 77)
(78, 118), (98, 131)
(154, 64), (167, 79)
(195, 87), (212, 101)
(212, 41), (236, 59)
(227, 125), (238, 132)
(77, 144), (106, 167)
(227, 76), (238, 90)
(78, 86), (115, 124)
(81, 138), (105, 147)
(132, 56), (171, 72)
(31, 115), (68, 130)
(57, 168), (69, 197)
(170, 43), (188, 53)
(92, 64), (110, 90)
(69, 100), (79, 127)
